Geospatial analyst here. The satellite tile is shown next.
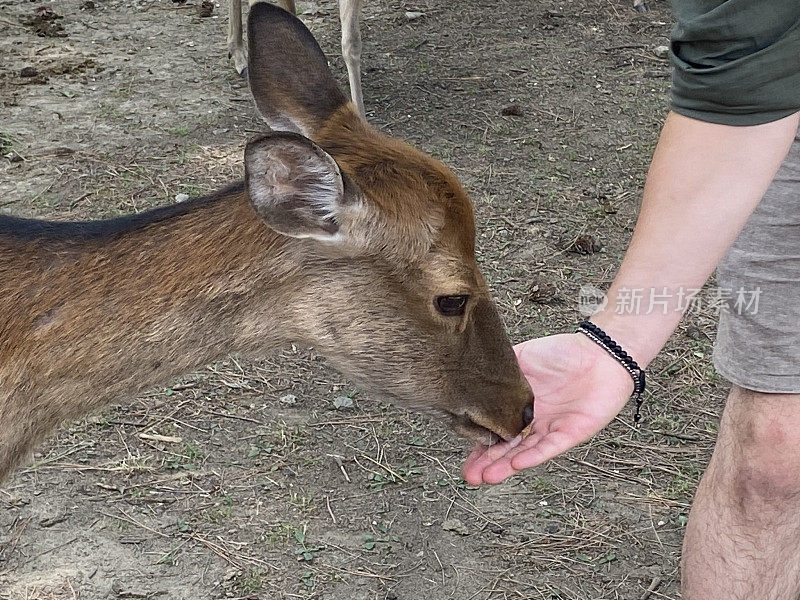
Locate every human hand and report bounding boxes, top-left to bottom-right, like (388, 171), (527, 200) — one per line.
(462, 333), (634, 484)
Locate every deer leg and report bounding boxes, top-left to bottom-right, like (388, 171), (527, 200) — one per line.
(340, 0), (365, 118)
(0, 394), (51, 486)
(228, 0), (248, 77)
(237, 1), (295, 78)
(254, 0), (295, 14)
(0, 431), (35, 486)
(277, 0), (296, 14)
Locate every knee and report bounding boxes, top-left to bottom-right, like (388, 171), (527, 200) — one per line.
(341, 34), (362, 62)
(732, 460), (800, 509)
(725, 389), (800, 506)
(342, 46), (361, 65)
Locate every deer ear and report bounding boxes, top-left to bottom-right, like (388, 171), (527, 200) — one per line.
(245, 132), (359, 242)
(247, 2), (349, 136)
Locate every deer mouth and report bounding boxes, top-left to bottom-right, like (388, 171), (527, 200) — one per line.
(447, 411), (507, 446)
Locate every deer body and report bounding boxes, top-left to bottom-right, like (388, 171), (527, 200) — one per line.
(0, 186), (281, 481)
(0, 5), (532, 487)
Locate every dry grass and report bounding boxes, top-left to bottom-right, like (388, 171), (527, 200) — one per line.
(0, 0), (724, 598)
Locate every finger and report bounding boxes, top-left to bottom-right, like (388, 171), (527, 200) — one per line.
(478, 434), (545, 485)
(509, 431), (574, 471)
(480, 457), (519, 484)
(513, 339), (538, 364)
(461, 438), (519, 485)
(465, 443), (489, 464)
(462, 445), (490, 485)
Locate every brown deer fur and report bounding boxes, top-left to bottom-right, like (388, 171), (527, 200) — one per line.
(0, 4), (533, 486)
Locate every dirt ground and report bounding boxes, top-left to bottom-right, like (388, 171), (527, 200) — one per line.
(0, 0), (728, 598)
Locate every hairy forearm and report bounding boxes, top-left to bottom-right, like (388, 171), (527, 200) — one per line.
(591, 110), (799, 366)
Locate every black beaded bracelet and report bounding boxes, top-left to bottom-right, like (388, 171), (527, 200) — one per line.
(576, 320), (646, 424)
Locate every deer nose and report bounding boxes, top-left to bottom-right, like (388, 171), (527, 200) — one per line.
(523, 404), (533, 428)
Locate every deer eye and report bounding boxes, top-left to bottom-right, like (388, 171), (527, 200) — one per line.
(435, 295), (469, 316)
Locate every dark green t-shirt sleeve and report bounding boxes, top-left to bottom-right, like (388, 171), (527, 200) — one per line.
(670, 0), (800, 126)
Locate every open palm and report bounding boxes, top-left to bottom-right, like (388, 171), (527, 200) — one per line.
(462, 333), (634, 485)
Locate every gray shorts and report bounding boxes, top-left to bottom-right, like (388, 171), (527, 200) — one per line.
(714, 128), (800, 394)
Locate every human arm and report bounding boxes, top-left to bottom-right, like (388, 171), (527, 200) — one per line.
(463, 109), (799, 485)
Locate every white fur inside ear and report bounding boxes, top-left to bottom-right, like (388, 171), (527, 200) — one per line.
(263, 115), (307, 137)
(246, 135), (357, 242)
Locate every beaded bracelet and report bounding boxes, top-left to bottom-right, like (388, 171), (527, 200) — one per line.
(576, 320), (646, 424)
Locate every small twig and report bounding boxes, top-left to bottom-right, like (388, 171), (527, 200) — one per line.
(640, 576), (662, 600)
(98, 509), (169, 538)
(564, 457), (655, 487)
(432, 548), (446, 586)
(200, 407), (263, 425)
(189, 533), (277, 570)
(653, 430), (704, 442)
(328, 454), (351, 483)
(23, 442), (94, 472)
(29, 177), (58, 205)
(325, 495), (337, 524)
(138, 432), (183, 444)
(0, 517), (32, 559)
(360, 454), (406, 483)
(22, 536), (80, 566)
(309, 417), (384, 427)
(69, 192), (92, 208)
(318, 562), (397, 581)
(603, 44), (646, 52)
(0, 17), (25, 28)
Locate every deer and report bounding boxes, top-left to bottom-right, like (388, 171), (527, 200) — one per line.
(228, 1), (649, 119)
(0, 3), (534, 487)
(228, 0), (366, 118)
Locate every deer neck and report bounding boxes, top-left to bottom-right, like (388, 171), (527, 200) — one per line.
(1, 185), (321, 398)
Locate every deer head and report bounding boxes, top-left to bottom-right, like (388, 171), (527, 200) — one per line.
(243, 3), (533, 444)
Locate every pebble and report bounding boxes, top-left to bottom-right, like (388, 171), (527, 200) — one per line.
(528, 274), (558, 304)
(686, 325), (705, 341)
(568, 233), (602, 255)
(500, 103), (525, 117)
(653, 45), (670, 59)
(174, 193), (189, 202)
(441, 518), (469, 536)
(198, 0), (214, 17)
(333, 396), (353, 409)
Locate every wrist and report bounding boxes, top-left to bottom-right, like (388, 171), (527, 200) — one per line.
(573, 331), (635, 396)
(576, 320), (647, 420)
(575, 322), (649, 423)
(585, 309), (670, 369)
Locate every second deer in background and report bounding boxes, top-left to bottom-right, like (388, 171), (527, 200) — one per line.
(228, 0), (366, 118)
